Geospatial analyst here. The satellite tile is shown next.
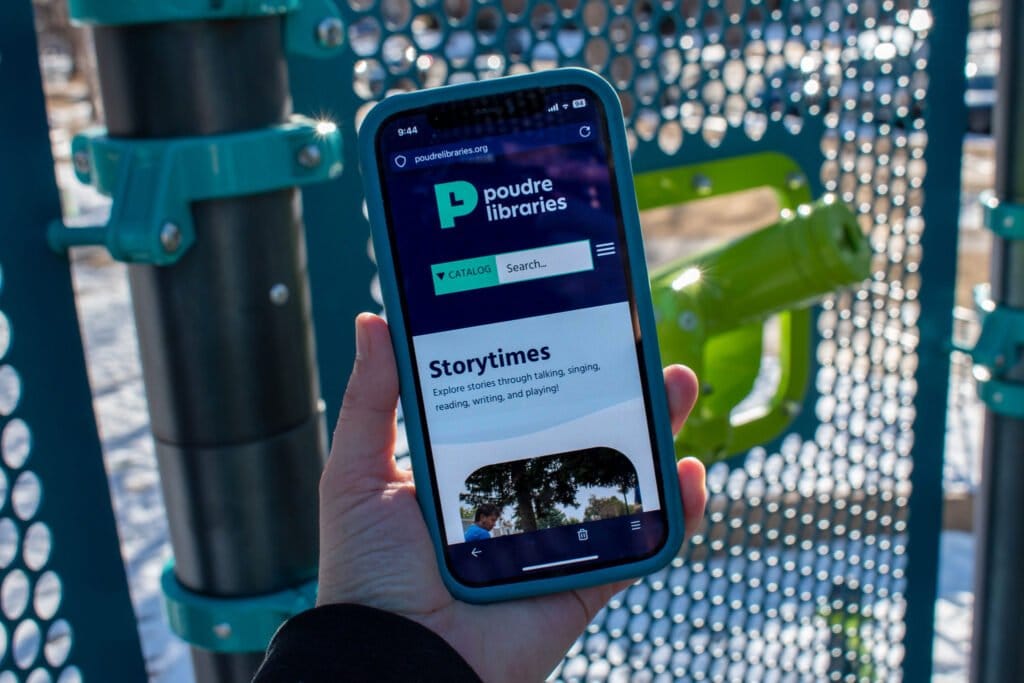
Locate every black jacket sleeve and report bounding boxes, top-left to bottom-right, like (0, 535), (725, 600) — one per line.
(252, 603), (483, 682)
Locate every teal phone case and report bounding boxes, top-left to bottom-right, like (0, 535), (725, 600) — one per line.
(357, 68), (685, 603)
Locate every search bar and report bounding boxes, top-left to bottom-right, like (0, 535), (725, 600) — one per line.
(431, 240), (594, 295)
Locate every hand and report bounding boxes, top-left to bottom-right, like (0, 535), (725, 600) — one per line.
(317, 313), (707, 682)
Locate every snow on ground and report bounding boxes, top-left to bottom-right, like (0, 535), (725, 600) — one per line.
(933, 532), (975, 683)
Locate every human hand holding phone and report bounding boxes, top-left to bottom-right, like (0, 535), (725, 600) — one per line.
(316, 313), (707, 683)
(362, 71), (693, 600)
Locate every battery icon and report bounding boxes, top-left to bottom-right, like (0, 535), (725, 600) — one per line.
(572, 98), (586, 109)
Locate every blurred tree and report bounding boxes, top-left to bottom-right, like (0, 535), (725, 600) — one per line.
(461, 448), (638, 533)
(32, 0), (103, 124)
(583, 495), (629, 521)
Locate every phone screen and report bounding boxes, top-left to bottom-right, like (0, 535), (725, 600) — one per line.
(374, 84), (669, 586)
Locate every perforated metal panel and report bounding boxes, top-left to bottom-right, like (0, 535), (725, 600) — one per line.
(294, 1), (968, 680)
(0, 3), (146, 680)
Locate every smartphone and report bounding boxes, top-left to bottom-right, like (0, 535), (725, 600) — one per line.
(358, 68), (684, 603)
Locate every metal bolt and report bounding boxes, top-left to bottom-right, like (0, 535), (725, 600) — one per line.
(317, 17), (345, 48)
(73, 150), (91, 176)
(160, 222), (182, 253)
(691, 174), (713, 195)
(213, 623), (232, 639)
(298, 144), (323, 169)
(786, 172), (807, 190)
(269, 283), (290, 306)
(677, 311), (698, 331)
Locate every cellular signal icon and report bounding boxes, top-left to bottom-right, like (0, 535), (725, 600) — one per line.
(547, 103), (560, 113)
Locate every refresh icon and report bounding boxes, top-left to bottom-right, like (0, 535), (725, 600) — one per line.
(578, 125), (592, 138)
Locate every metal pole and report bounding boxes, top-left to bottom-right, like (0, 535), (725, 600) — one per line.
(971, 2), (1024, 681)
(91, 19), (324, 682)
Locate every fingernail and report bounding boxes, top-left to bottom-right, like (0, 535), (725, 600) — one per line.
(668, 376), (683, 409)
(355, 314), (371, 360)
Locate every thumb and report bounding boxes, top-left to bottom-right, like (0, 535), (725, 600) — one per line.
(326, 313), (402, 487)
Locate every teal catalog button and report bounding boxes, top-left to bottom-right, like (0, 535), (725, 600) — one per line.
(431, 255), (500, 295)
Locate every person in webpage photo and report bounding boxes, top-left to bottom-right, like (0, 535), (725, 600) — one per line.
(253, 313), (707, 683)
(465, 503), (501, 541)
(459, 447), (645, 538)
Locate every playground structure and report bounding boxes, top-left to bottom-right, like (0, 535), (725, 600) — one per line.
(2, 1), (1022, 682)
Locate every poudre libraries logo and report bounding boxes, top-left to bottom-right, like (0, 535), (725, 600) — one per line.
(434, 177), (568, 229)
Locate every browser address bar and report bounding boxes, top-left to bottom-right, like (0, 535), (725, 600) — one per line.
(391, 123), (596, 172)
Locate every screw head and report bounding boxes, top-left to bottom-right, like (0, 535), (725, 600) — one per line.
(691, 174), (713, 195)
(298, 144), (323, 169)
(160, 222), (182, 253)
(786, 172), (807, 190)
(317, 17), (345, 48)
(677, 311), (699, 331)
(213, 623), (232, 639)
(73, 150), (91, 176)
(269, 283), (290, 306)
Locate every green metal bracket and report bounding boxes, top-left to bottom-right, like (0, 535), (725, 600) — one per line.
(981, 191), (1024, 240)
(49, 116), (342, 265)
(971, 284), (1024, 418)
(68, 0), (344, 58)
(639, 153), (871, 463)
(162, 563), (317, 653)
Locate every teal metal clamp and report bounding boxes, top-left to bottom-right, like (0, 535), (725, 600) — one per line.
(49, 116), (342, 265)
(971, 284), (1024, 418)
(981, 191), (1024, 240)
(69, 0), (344, 59)
(70, 0), (297, 24)
(973, 192), (1024, 416)
(162, 563), (317, 653)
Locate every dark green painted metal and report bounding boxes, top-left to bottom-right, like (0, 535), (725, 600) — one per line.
(284, 0), (347, 60)
(980, 191), (1024, 241)
(0, 2), (146, 679)
(903, 3), (970, 680)
(48, 117), (343, 265)
(69, 0), (298, 25)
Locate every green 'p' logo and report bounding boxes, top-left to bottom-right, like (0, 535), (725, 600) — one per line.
(434, 181), (478, 229)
